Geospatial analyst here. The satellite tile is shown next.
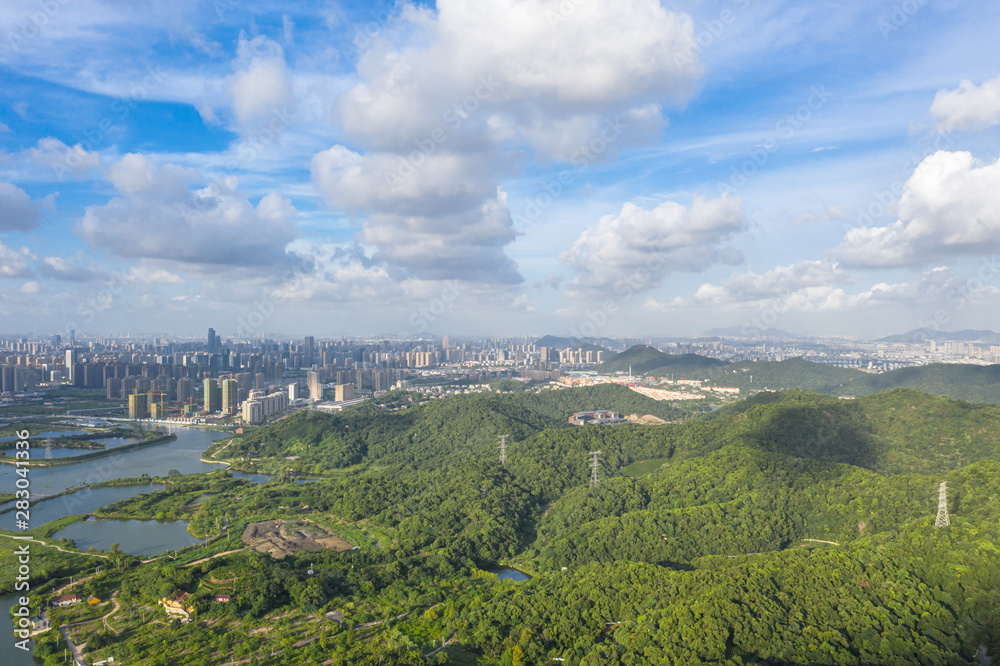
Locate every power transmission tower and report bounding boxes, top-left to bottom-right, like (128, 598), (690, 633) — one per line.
(498, 434), (508, 465)
(589, 451), (602, 487)
(935, 481), (950, 528)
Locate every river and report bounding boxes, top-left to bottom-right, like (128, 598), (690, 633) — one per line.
(0, 593), (44, 666)
(0, 425), (229, 500)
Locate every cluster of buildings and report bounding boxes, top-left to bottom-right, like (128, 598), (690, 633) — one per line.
(568, 410), (625, 426)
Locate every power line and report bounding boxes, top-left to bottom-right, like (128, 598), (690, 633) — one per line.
(589, 450), (602, 487)
(498, 434), (508, 465)
(935, 481), (950, 528)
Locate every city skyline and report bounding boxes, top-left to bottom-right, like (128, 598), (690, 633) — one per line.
(3, 1), (1000, 338)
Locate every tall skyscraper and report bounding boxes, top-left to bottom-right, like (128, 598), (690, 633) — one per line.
(65, 349), (77, 382)
(207, 327), (219, 352)
(307, 371), (322, 401)
(221, 378), (239, 415)
(304, 336), (315, 366)
(203, 377), (220, 413)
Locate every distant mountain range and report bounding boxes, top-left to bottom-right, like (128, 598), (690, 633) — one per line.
(878, 329), (1000, 344)
(700, 326), (808, 339)
(599, 345), (727, 377)
(534, 335), (609, 353)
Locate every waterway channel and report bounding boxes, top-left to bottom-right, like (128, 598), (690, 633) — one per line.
(0, 593), (44, 666)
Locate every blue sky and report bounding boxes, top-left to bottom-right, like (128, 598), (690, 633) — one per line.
(2, 0), (1000, 339)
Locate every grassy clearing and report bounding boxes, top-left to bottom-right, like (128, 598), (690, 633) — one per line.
(620, 458), (670, 477)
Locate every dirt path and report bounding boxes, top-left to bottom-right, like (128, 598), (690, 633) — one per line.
(183, 547), (247, 567)
(102, 591), (122, 635)
(424, 633), (456, 658)
(209, 438), (237, 459)
(53, 571), (100, 595)
(1, 533), (109, 559)
(58, 625), (87, 666)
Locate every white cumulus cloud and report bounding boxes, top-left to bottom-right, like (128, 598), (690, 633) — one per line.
(562, 194), (747, 298)
(835, 151), (1000, 268)
(76, 153), (299, 268)
(931, 75), (1000, 132)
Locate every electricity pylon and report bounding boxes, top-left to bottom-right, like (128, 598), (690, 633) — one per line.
(935, 481), (950, 528)
(589, 451), (602, 487)
(498, 434), (508, 465)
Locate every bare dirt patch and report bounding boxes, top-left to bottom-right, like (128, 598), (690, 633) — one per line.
(241, 520), (353, 559)
(626, 414), (667, 425)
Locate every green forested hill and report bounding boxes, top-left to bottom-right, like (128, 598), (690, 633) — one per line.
(706, 358), (1000, 404)
(599, 344), (726, 376)
(222, 384), (701, 473)
(23, 386), (1000, 665)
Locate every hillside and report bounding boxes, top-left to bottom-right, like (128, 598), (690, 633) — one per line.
(599, 344), (727, 376)
(16, 386), (1000, 665)
(534, 335), (609, 352)
(219, 384), (702, 473)
(705, 358), (1000, 404)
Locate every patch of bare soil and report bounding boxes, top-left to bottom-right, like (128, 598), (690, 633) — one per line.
(241, 520), (353, 559)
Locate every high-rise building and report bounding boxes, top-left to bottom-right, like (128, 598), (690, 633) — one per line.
(221, 378), (239, 415)
(84, 363), (105, 389)
(72, 363), (86, 388)
(65, 349), (77, 382)
(307, 371), (322, 401)
(177, 377), (194, 405)
(128, 392), (149, 420)
(207, 327), (219, 352)
(1, 366), (14, 394)
(288, 383), (300, 400)
(203, 377), (220, 413)
(304, 336), (315, 366)
(335, 383), (355, 402)
(235, 372), (252, 403)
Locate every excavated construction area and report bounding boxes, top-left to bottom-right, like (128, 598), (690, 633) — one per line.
(241, 520), (353, 559)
